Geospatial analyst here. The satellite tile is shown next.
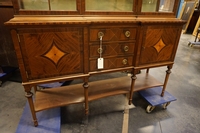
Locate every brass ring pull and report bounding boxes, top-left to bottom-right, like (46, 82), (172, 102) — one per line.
(97, 48), (103, 54)
(125, 31), (130, 37)
(98, 32), (104, 38)
(124, 46), (129, 52)
(122, 59), (128, 65)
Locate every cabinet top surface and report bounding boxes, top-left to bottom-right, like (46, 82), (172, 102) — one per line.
(5, 16), (186, 26)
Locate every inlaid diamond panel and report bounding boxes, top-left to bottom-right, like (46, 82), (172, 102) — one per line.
(43, 42), (67, 65)
(153, 39), (166, 53)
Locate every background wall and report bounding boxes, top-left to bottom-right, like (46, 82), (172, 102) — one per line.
(0, 0), (18, 67)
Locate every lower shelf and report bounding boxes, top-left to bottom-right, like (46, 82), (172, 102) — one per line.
(134, 73), (163, 92)
(34, 72), (163, 112)
(34, 84), (84, 112)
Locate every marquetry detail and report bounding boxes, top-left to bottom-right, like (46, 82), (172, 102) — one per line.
(153, 39), (166, 53)
(42, 41), (67, 66)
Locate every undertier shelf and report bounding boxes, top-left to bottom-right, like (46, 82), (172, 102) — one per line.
(34, 73), (163, 112)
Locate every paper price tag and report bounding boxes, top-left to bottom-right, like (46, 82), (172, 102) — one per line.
(98, 58), (104, 69)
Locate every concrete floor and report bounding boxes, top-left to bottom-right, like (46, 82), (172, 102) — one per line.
(0, 33), (200, 133)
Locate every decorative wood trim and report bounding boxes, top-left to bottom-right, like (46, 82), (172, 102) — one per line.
(10, 29), (28, 82)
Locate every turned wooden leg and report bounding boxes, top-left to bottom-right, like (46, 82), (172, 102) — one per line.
(33, 86), (37, 93)
(83, 82), (89, 115)
(161, 66), (172, 97)
(129, 74), (137, 105)
(146, 68), (149, 73)
(25, 91), (38, 126)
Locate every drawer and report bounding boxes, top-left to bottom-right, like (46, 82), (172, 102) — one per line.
(90, 42), (135, 58)
(90, 56), (133, 71)
(89, 27), (137, 41)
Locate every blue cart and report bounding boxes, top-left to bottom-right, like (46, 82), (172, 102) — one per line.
(138, 86), (177, 113)
(188, 28), (200, 47)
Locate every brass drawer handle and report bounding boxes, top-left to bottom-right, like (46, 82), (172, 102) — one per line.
(125, 31), (130, 37)
(97, 48), (103, 54)
(124, 46), (129, 52)
(122, 59), (128, 65)
(98, 32), (104, 38)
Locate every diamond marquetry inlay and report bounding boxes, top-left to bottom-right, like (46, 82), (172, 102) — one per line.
(153, 39), (166, 53)
(43, 43), (66, 65)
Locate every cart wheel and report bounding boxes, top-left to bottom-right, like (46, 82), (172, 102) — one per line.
(146, 105), (155, 113)
(162, 102), (171, 109)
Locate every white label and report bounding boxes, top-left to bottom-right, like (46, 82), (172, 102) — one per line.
(98, 58), (104, 69)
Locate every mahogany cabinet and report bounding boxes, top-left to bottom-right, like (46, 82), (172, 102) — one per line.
(5, 0), (186, 126)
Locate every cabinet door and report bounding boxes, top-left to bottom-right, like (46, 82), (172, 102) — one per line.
(138, 25), (182, 66)
(18, 28), (83, 79)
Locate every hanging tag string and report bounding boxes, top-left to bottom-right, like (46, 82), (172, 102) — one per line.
(100, 36), (102, 58)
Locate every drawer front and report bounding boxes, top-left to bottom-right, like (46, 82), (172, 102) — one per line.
(90, 42), (135, 58)
(89, 27), (137, 42)
(90, 56), (133, 71)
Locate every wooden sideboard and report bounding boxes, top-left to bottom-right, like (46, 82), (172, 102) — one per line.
(5, 0), (186, 126)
